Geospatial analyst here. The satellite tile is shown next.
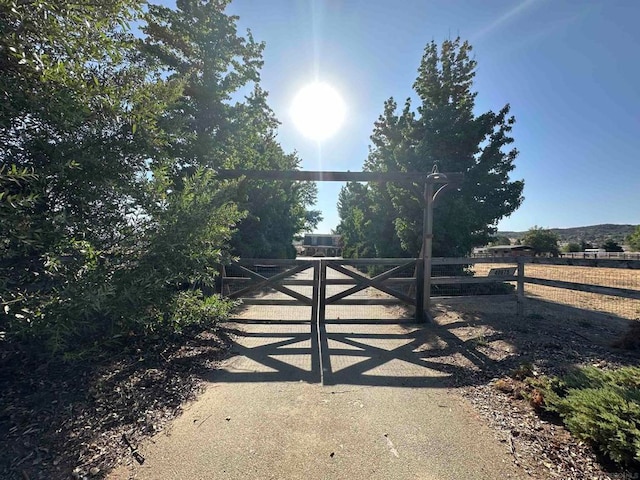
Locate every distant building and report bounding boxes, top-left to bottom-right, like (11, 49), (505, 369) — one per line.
(475, 245), (534, 257)
(296, 234), (342, 257)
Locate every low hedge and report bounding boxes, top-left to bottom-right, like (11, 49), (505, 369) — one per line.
(534, 366), (640, 468)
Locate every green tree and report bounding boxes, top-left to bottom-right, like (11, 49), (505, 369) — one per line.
(142, 0), (319, 258)
(0, 0), (261, 353)
(563, 242), (582, 253)
(580, 239), (594, 251)
(337, 38), (524, 258)
(601, 239), (624, 253)
(0, 0), (164, 350)
(522, 226), (560, 256)
(489, 236), (512, 246)
(625, 226), (640, 252)
(335, 182), (374, 258)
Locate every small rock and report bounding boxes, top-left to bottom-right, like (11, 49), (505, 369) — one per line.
(89, 466), (100, 476)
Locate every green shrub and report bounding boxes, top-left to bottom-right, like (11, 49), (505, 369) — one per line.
(1, 168), (240, 356)
(165, 291), (235, 334)
(538, 366), (640, 467)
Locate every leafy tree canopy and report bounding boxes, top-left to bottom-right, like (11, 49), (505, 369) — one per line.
(337, 38), (524, 258)
(626, 226), (640, 252)
(490, 236), (512, 247)
(563, 242), (582, 253)
(522, 226), (560, 256)
(1, 0), (320, 356)
(600, 239), (623, 253)
(580, 239), (594, 251)
(142, 0), (320, 258)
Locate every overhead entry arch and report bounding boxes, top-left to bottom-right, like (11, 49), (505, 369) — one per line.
(216, 169), (462, 322)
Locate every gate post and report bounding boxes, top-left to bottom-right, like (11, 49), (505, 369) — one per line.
(318, 259), (327, 326)
(422, 180), (434, 317)
(415, 260), (425, 322)
(215, 264), (225, 295)
(517, 257), (525, 317)
(421, 165), (462, 322)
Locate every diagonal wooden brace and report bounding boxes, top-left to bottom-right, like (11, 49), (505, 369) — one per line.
(325, 261), (416, 306)
(229, 263), (313, 305)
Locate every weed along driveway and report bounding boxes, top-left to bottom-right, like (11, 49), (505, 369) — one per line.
(109, 265), (530, 480)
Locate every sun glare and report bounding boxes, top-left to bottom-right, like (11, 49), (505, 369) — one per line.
(290, 82), (346, 141)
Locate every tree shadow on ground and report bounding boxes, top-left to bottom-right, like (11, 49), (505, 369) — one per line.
(0, 328), (230, 480)
(429, 296), (640, 379)
(209, 296), (639, 389)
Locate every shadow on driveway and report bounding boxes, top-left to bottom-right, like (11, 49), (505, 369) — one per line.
(207, 316), (496, 388)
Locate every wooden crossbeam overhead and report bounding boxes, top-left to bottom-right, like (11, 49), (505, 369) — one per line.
(217, 169), (463, 184)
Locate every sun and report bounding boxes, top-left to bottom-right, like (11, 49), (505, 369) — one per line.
(290, 82), (346, 141)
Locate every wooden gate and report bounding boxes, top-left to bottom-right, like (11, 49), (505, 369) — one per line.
(319, 259), (424, 322)
(219, 258), (424, 323)
(220, 258), (424, 385)
(220, 259), (320, 322)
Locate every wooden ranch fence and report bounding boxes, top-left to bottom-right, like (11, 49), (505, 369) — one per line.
(219, 257), (640, 322)
(432, 257), (640, 319)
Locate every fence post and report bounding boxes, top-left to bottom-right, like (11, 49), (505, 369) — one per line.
(422, 181), (434, 317)
(517, 258), (525, 317)
(215, 264), (225, 295)
(415, 260), (425, 322)
(318, 259), (327, 326)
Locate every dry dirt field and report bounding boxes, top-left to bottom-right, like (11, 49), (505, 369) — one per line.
(472, 262), (640, 320)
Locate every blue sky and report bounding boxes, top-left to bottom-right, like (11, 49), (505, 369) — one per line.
(204, 1), (639, 233)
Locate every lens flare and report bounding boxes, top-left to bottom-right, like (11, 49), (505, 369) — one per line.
(290, 82), (346, 141)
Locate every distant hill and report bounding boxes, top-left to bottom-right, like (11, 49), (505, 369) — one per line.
(498, 224), (637, 246)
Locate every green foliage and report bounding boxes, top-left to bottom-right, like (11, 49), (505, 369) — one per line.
(489, 236), (512, 247)
(335, 182), (393, 258)
(580, 239), (594, 251)
(628, 226), (640, 252)
(500, 225), (635, 247)
(521, 226), (560, 256)
(1, 0), (153, 353)
(1, 0), (316, 357)
(142, 0), (320, 258)
(337, 38), (523, 258)
(563, 242), (582, 253)
(165, 290), (235, 334)
(536, 366), (640, 468)
(601, 239), (624, 253)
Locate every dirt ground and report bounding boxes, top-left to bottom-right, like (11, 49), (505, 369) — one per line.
(473, 262), (640, 320)
(2, 273), (638, 479)
(430, 295), (639, 479)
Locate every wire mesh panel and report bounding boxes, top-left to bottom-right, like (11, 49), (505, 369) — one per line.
(431, 258), (520, 299)
(222, 260), (316, 322)
(322, 259), (419, 322)
(522, 262), (640, 320)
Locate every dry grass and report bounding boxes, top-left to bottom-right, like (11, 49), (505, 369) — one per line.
(471, 262), (640, 320)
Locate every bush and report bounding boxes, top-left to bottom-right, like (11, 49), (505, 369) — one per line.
(537, 366), (640, 468)
(165, 291), (235, 334)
